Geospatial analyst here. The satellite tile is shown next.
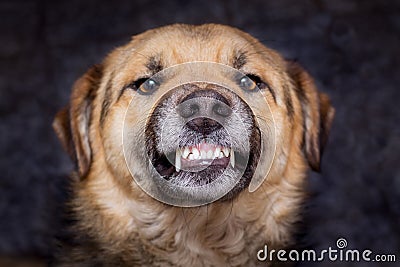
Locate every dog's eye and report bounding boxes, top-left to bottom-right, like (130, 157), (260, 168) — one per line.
(239, 75), (258, 91)
(135, 78), (159, 95)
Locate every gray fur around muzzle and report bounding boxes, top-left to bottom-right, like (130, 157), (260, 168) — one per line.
(145, 83), (261, 201)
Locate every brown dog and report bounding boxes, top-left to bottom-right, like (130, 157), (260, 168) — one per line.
(52, 24), (334, 266)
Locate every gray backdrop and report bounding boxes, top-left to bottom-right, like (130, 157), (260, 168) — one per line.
(1, 0), (399, 266)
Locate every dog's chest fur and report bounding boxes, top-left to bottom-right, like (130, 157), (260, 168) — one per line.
(56, 164), (305, 267)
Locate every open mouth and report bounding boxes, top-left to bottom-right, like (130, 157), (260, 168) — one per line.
(150, 138), (248, 187)
(175, 141), (235, 172)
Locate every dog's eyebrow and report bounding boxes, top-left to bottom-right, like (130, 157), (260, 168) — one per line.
(232, 50), (247, 69)
(146, 56), (163, 75)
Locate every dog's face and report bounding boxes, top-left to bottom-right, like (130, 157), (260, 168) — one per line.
(54, 24), (334, 206)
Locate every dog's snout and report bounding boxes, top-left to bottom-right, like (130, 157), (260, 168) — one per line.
(177, 89), (232, 135)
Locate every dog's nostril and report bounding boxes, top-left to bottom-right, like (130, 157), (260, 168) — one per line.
(178, 103), (200, 118)
(212, 102), (232, 117)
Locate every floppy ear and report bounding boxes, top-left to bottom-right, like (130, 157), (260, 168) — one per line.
(53, 65), (103, 177)
(287, 62), (335, 172)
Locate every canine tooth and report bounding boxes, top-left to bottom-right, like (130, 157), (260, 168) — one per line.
(200, 149), (207, 159)
(219, 151), (224, 158)
(192, 148), (200, 159)
(182, 147), (190, 158)
(175, 149), (181, 172)
(230, 148), (235, 168)
(223, 147), (229, 157)
(188, 154), (194, 160)
(207, 150), (213, 159)
(214, 147), (221, 158)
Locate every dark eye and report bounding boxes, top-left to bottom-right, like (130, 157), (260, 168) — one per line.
(238, 74), (263, 91)
(133, 78), (159, 95)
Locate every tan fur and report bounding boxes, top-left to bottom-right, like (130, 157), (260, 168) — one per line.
(53, 24), (334, 266)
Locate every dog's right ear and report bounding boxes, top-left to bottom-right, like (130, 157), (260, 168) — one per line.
(287, 61), (335, 172)
(53, 65), (103, 177)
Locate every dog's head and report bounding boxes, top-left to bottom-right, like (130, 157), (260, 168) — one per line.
(53, 24), (334, 206)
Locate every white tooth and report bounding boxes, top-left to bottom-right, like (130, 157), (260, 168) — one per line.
(175, 149), (181, 172)
(219, 151), (224, 158)
(207, 150), (213, 159)
(200, 149), (207, 159)
(230, 148), (235, 168)
(214, 147), (221, 158)
(182, 147), (190, 158)
(192, 148), (200, 159)
(223, 147), (229, 157)
(188, 154), (194, 160)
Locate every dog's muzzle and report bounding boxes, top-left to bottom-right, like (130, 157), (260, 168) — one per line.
(145, 83), (261, 201)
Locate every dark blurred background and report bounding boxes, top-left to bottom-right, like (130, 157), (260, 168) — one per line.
(1, 0), (399, 266)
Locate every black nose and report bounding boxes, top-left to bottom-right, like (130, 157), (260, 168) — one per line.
(177, 90), (232, 118)
(177, 89), (232, 134)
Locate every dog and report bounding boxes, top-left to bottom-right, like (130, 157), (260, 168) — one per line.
(52, 24), (334, 266)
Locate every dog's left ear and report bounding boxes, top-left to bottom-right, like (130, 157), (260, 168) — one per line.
(53, 65), (103, 177)
(287, 61), (335, 172)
